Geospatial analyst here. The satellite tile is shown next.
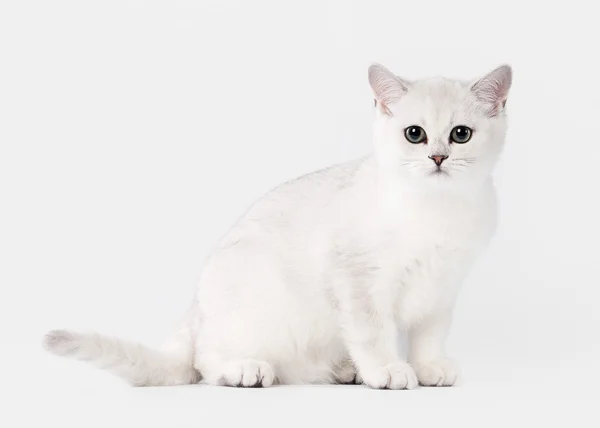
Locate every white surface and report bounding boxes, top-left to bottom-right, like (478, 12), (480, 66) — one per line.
(1, 0), (599, 426)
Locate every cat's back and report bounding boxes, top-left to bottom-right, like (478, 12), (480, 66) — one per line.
(256, 157), (366, 208)
(238, 158), (367, 226)
(213, 157), (370, 250)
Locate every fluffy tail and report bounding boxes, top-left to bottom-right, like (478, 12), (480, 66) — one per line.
(43, 306), (200, 386)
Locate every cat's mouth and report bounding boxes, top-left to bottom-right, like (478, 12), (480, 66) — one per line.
(429, 167), (449, 176)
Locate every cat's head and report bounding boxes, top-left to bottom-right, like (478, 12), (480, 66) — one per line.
(369, 63), (512, 189)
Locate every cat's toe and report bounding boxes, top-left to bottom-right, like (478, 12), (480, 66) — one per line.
(360, 362), (418, 390)
(221, 360), (275, 387)
(414, 359), (459, 387)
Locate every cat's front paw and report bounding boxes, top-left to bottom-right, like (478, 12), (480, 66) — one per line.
(360, 362), (418, 390)
(414, 359), (459, 387)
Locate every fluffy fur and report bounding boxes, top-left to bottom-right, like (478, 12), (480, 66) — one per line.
(44, 63), (512, 389)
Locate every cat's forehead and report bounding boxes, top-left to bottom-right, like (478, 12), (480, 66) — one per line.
(393, 77), (482, 126)
(410, 77), (467, 101)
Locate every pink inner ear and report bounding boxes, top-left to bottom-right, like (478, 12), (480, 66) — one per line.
(471, 65), (512, 117)
(368, 64), (408, 116)
(489, 97), (508, 117)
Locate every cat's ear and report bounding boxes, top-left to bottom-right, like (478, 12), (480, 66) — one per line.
(368, 63), (409, 115)
(470, 64), (513, 116)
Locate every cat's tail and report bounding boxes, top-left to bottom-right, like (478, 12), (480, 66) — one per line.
(42, 305), (200, 387)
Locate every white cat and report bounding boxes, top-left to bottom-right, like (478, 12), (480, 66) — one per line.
(44, 63), (512, 389)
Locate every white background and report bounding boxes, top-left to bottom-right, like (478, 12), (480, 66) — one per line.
(1, 0), (599, 427)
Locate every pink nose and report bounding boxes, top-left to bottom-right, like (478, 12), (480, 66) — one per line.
(429, 155), (448, 166)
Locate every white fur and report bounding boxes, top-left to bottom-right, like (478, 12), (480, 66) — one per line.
(44, 64), (512, 389)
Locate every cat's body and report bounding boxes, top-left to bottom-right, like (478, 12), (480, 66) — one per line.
(45, 64), (512, 389)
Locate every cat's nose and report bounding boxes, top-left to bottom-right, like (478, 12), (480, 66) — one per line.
(429, 155), (448, 166)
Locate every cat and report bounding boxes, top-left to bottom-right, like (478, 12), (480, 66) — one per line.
(44, 63), (512, 389)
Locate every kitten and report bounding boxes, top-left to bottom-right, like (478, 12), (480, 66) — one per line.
(44, 63), (512, 389)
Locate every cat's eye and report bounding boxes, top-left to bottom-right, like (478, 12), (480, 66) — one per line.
(450, 126), (472, 144)
(404, 126), (427, 144)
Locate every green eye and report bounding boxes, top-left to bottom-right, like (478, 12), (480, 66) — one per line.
(404, 126), (427, 144)
(450, 126), (472, 144)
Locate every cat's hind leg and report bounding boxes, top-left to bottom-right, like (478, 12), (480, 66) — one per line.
(198, 357), (276, 387)
(333, 358), (362, 385)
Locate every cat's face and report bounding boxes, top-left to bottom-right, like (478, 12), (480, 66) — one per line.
(369, 64), (512, 189)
